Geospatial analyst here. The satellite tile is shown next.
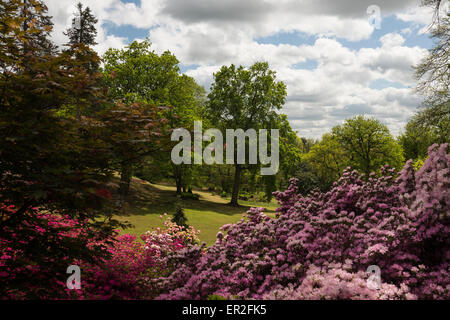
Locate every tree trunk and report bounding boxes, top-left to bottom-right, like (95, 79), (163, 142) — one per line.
(119, 162), (133, 200)
(230, 164), (241, 206)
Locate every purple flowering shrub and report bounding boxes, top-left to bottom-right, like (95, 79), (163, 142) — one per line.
(156, 144), (449, 300)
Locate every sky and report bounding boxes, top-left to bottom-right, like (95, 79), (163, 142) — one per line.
(44, 0), (449, 139)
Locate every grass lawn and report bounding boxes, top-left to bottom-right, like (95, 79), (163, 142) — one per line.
(113, 177), (279, 245)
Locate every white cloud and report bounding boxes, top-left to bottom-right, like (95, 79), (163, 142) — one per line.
(43, 0), (433, 138)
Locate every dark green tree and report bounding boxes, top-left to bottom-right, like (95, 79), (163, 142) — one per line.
(0, 0), (123, 297)
(102, 40), (205, 195)
(64, 2), (98, 46)
(304, 133), (349, 187)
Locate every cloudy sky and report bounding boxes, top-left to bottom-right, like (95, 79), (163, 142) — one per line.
(45, 0), (448, 138)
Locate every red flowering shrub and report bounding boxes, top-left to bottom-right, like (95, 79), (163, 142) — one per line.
(156, 144), (449, 300)
(1, 211), (199, 299)
(0, 206), (109, 299)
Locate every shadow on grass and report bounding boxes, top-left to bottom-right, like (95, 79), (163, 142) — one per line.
(113, 177), (276, 217)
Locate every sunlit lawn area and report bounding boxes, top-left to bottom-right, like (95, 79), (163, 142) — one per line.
(113, 178), (278, 245)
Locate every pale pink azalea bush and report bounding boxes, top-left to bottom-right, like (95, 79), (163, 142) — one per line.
(156, 144), (449, 300)
(262, 262), (416, 300)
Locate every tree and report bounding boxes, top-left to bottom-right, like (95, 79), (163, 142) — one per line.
(102, 40), (180, 105)
(291, 161), (321, 195)
(17, 0), (58, 56)
(332, 116), (404, 177)
(206, 62), (287, 206)
(303, 133), (349, 187)
(100, 101), (171, 200)
(64, 2), (98, 46)
(102, 40), (205, 195)
(277, 114), (304, 190)
(399, 117), (438, 160)
(413, 2), (449, 143)
(63, 2), (100, 75)
(173, 204), (188, 228)
(0, 0), (122, 297)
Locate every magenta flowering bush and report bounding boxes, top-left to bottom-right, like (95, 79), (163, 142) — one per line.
(70, 215), (200, 299)
(0, 210), (199, 299)
(0, 204), (109, 299)
(156, 144), (449, 300)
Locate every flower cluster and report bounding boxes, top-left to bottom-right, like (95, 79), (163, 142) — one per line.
(156, 144), (449, 300)
(1, 210), (199, 299)
(262, 261), (416, 300)
(71, 215), (200, 299)
(0, 206), (104, 299)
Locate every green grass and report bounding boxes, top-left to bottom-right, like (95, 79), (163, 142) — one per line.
(113, 177), (278, 245)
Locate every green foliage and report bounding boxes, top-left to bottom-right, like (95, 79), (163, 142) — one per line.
(102, 39), (181, 105)
(414, 158), (425, 170)
(291, 161), (322, 195)
(332, 115), (405, 176)
(206, 61), (287, 205)
(399, 119), (439, 160)
(64, 2), (98, 46)
(172, 204), (188, 227)
(303, 133), (349, 186)
(277, 114), (304, 188)
(102, 39), (205, 195)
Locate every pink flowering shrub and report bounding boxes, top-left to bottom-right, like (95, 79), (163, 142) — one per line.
(69, 215), (200, 299)
(0, 206), (110, 299)
(263, 262), (416, 300)
(1, 211), (199, 299)
(156, 144), (449, 300)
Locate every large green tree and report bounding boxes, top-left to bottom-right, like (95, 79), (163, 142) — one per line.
(206, 62), (287, 206)
(399, 117), (439, 160)
(102, 40), (205, 196)
(103, 39), (181, 105)
(304, 133), (349, 187)
(332, 116), (404, 177)
(100, 101), (171, 200)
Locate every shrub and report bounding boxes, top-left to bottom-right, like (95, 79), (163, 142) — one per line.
(181, 192), (200, 200)
(155, 144), (449, 300)
(173, 205), (188, 228)
(1, 212), (199, 299)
